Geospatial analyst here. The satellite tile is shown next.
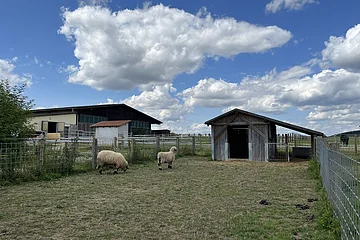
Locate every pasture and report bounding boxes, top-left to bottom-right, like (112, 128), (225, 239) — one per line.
(0, 156), (335, 239)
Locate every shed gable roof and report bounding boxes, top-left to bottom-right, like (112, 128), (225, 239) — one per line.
(205, 108), (324, 136)
(90, 120), (131, 128)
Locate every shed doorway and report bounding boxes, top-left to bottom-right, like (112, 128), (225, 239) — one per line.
(227, 126), (249, 158)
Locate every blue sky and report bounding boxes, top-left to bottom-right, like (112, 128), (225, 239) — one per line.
(1, 0), (360, 135)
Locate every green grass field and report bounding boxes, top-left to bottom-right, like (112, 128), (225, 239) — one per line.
(0, 156), (336, 239)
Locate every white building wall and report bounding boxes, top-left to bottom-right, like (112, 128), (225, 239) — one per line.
(95, 123), (129, 142)
(30, 114), (77, 131)
(117, 124), (129, 138)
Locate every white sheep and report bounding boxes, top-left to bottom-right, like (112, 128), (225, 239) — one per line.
(96, 150), (129, 174)
(157, 146), (177, 170)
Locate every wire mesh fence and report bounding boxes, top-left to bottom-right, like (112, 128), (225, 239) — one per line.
(316, 137), (360, 240)
(0, 139), (81, 183)
(266, 134), (312, 162)
(1, 135), (212, 184)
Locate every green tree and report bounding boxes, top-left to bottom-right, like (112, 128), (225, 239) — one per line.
(0, 79), (34, 142)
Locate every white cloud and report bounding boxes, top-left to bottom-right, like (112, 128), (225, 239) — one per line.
(78, 0), (110, 6)
(151, 121), (210, 134)
(58, 4), (292, 91)
(179, 63), (314, 113)
(265, 0), (318, 13)
(180, 64), (360, 116)
(322, 24), (360, 71)
(34, 57), (39, 65)
(97, 98), (117, 105)
(65, 65), (78, 73)
(0, 59), (32, 86)
(122, 84), (193, 122)
(11, 57), (18, 62)
(307, 105), (360, 122)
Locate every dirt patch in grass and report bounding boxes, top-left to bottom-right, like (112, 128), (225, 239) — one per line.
(0, 157), (333, 239)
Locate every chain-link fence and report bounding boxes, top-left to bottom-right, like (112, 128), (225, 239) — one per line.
(316, 137), (360, 240)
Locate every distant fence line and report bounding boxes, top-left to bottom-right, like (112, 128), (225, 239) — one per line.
(0, 135), (212, 183)
(316, 137), (360, 240)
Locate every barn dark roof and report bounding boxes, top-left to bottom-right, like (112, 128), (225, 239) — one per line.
(205, 108), (324, 137)
(31, 103), (162, 124)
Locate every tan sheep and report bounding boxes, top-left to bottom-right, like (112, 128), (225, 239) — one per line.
(157, 146), (177, 170)
(96, 150), (129, 174)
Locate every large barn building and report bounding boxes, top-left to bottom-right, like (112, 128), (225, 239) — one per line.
(30, 104), (162, 137)
(205, 108), (324, 161)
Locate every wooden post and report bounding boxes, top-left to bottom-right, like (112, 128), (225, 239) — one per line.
(176, 137), (180, 156)
(286, 144), (289, 162)
(113, 137), (118, 150)
(92, 138), (98, 169)
(121, 136), (124, 149)
(192, 136), (196, 155)
(311, 135), (315, 158)
(355, 136), (358, 154)
(130, 138), (135, 161)
(156, 136), (160, 158)
(199, 134), (202, 151)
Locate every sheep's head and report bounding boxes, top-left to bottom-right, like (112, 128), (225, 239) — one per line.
(170, 146), (177, 153)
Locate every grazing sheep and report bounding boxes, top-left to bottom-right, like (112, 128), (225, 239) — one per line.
(96, 150), (129, 174)
(157, 146), (177, 170)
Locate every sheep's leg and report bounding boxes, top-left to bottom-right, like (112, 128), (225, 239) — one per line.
(168, 161), (173, 169)
(114, 164), (119, 174)
(158, 157), (162, 170)
(97, 165), (103, 174)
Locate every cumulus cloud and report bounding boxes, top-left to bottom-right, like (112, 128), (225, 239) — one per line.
(179, 63), (360, 115)
(322, 24), (360, 71)
(179, 63), (314, 113)
(151, 121), (210, 134)
(59, 64), (79, 74)
(58, 4), (292, 91)
(265, 0), (318, 13)
(307, 105), (360, 122)
(122, 84), (193, 122)
(0, 59), (32, 86)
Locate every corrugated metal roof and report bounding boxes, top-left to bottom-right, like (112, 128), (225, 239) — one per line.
(204, 108), (325, 137)
(90, 120), (131, 128)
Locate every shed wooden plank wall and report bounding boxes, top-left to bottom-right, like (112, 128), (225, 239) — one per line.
(248, 124), (268, 161)
(211, 112), (271, 161)
(213, 125), (227, 160)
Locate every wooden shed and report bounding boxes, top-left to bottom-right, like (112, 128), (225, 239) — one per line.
(204, 108), (324, 161)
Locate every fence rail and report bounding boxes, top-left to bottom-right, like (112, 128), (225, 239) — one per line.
(0, 135), (211, 183)
(316, 137), (360, 240)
